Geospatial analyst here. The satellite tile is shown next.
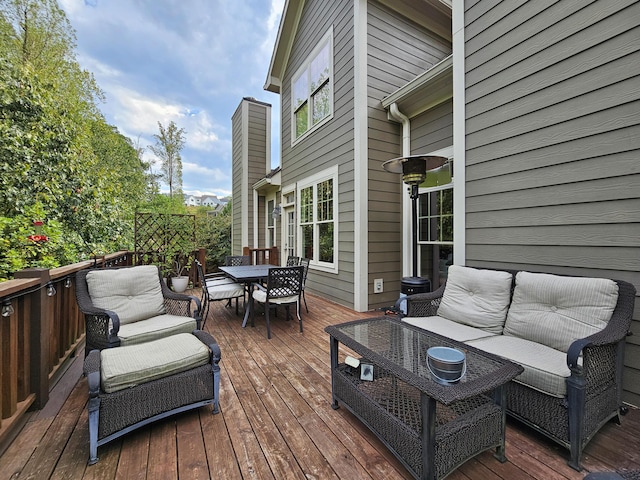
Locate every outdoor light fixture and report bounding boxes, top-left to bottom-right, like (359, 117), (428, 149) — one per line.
(65, 277), (72, 288)
(382, 154), (447, 281)
(46, 282), (56, 297)
(272, 205), (282, 219)
(2, 300), (14, 317)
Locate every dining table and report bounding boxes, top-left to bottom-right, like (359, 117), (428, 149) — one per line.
(219, 264), (273, 327)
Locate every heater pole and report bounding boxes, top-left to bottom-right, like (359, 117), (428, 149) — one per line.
(410, 183), (419, 278)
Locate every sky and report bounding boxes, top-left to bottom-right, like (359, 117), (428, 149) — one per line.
(59, 0), (285, 198)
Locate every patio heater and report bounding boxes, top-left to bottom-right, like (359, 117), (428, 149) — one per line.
(382, 155), (447, 304)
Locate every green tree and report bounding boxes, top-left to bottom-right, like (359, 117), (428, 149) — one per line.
(0, 1), (150, 279)
(149, 120), (185, 197)
(194, 201), (232, 270)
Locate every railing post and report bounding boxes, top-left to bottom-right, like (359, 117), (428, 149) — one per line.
(13, 269), (50, 409)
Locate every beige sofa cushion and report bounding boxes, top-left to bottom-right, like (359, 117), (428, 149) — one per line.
(503, 272), (618, 353)
(100, 333), (210, 393)
(467, 335), (571, 398)
(86, 265), (166, 325)
(402, 316), (496, 342)
(437, 265), (513, 334)
(117, 314), (197, 346)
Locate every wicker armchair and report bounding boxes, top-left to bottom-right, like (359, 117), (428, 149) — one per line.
(404, 271), (636, 471)
(76, 265), (201, 354)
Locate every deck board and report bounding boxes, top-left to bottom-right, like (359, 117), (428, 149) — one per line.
(1, 292), (639, 479)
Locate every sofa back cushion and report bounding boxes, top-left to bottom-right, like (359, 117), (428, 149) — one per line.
(86, 265), (166, 325)
(503, 271), (619, 352)
(437, 265), (513, 334)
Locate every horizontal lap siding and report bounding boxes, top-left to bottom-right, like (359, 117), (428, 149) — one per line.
(231, 106), (244, 254)
(281, 0), (355, 307)
(367, 1), (452, 310)
(248, 103), (269, 248)
(464, 0), (640, 405)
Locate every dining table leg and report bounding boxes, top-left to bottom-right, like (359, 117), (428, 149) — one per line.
(241, 282), (253, 328)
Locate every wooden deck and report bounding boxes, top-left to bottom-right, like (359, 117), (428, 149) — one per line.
(1, 293), (638, 479)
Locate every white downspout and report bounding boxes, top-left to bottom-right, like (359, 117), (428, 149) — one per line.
(388, 103), (412, 278)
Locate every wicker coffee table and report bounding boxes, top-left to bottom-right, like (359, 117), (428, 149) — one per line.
(325, 316), (523, 480)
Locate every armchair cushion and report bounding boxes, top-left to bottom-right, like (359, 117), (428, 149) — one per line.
(100, 333), (210, 393)
(207, 282), (245, 300)
(117, 314), (197, 346)
(253, 288), (298, 305)
(503, 272), (619, 352)
(86, 265), (166, 325)
(437, 265), (513, 334)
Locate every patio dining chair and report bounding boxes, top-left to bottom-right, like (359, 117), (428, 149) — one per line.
(202, 255), (251, 288)
(251, 266), (304, 339)
(227, 255), (251, 266)
(195, 260), (245, 327)
(286, 255), (300, 266)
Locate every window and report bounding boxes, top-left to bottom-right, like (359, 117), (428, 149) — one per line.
(298, 167), (337, 271)
(417, 155), (453, 289)
(267, 199), (275, 247)
(291, 29), (333, 142)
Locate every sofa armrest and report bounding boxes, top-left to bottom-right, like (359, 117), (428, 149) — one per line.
(404, 283), (446, 317)
(567, 279), (636, 373)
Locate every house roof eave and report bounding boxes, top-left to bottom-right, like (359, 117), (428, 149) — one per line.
(264, 0), (305, 93)
(253, 168), (282, 193)
(382, 54), (453, 119)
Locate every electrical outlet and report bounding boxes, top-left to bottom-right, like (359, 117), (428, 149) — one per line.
(374, 278), (383, 293)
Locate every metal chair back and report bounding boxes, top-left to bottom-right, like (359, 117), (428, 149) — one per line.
(266, 266), (304, 299)
(286, 255), (300, 266)
(225, 255), (251, 266)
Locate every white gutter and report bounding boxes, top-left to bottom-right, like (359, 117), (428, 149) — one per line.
(388, 103), (412, 278)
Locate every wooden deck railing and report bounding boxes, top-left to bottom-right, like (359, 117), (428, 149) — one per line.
(0, 251), (130, 449)
(242, 246), (279, 265)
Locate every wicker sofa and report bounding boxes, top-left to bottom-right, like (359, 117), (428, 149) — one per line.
(76, 265), (201, 353)
(401, 265), (636, 471)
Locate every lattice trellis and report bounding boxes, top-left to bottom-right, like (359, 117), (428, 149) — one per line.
(134, 213), (196, 274)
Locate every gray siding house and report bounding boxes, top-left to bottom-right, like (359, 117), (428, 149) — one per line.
(231, 97), (272, 254)
(232, 0), (639, 405)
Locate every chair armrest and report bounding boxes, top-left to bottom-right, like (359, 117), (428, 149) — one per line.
(204, 272), (227, 281)
(405, 283), (446, 317)
(84, 349), (101, 376)
(160, 278), (201, 318)
(193, 330), (221, 365)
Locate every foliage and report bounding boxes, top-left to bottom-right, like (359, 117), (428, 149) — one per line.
(193, 201), (232, 271)
(148, 121), (185, 198)
(0, 1), (151, 280)
(0, 203), (79, 281)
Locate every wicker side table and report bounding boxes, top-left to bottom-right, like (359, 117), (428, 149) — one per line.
(326, 317), (523, 480)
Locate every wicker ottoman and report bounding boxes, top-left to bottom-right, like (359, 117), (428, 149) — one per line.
(84, 330), (221, 464)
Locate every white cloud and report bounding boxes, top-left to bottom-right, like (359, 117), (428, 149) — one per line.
(60, 0), (283, 194)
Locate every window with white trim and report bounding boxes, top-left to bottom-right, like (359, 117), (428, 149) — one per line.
(291, 28), (333, 143)
(298, 167), (338, 271)
(417, 149), (453, 289)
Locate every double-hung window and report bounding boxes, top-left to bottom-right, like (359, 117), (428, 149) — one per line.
(291, 28), (333, 143)
(417, 148), (454, 289)
(298, 166), (338, 271)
